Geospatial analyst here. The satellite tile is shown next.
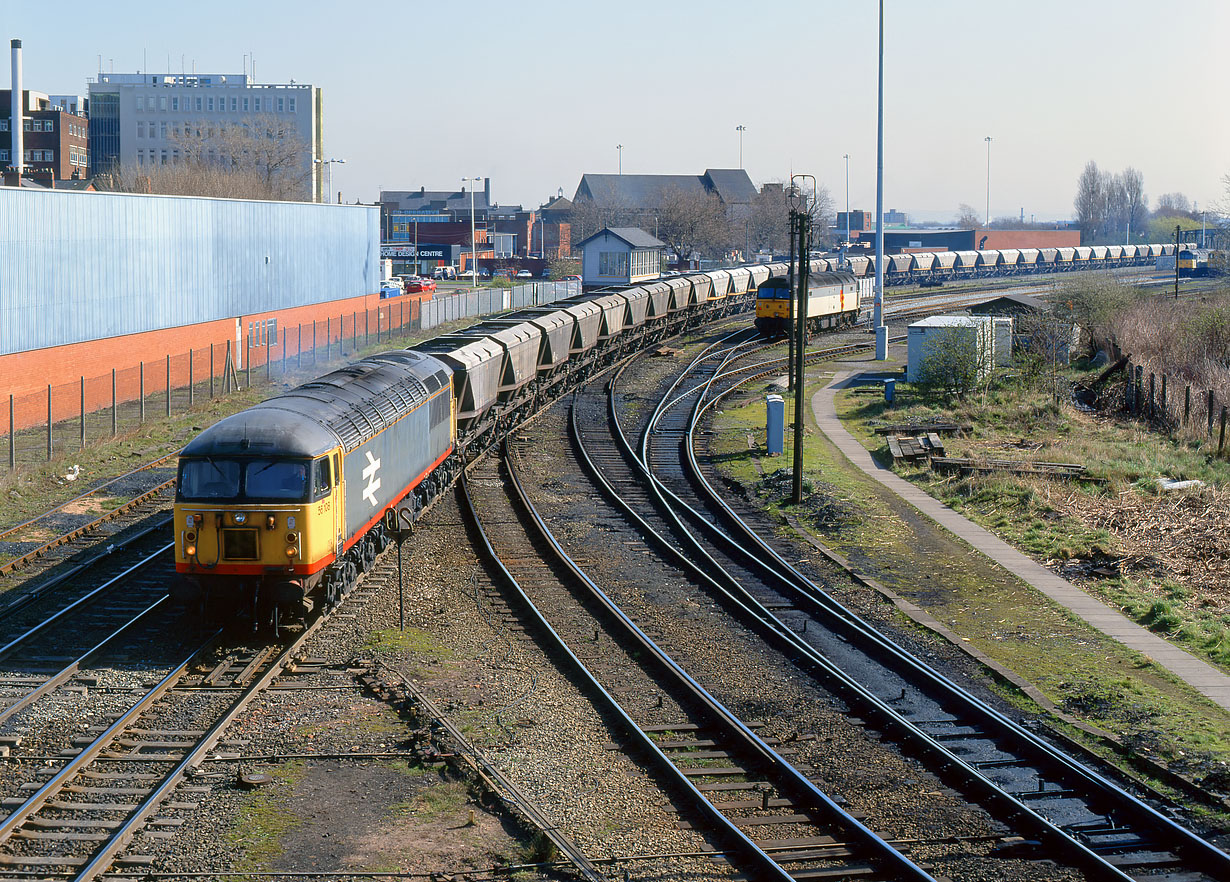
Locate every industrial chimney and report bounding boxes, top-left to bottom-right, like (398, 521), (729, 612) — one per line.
(10, 39), (22, 185)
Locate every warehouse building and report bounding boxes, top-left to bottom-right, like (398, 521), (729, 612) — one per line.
(0, 187), (379, 427)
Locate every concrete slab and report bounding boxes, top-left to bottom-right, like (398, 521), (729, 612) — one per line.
(813, 371), (1230, 713)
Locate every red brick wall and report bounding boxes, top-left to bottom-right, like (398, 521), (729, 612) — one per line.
(0, 292), (432, 432)
(975, 229), (1081, 249)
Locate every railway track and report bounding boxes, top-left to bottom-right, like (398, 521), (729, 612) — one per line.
(592, 333), (1230, 880)
(0, 455), (178, 580)
(0, 610), (329, 878)
(461, 447), (935, 881)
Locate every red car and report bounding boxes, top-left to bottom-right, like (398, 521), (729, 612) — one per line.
(405, 277), (437, 293)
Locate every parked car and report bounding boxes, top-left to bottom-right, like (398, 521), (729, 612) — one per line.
(405, 277), (437, 293)
(540, 268), (553, 279)
(515, 270), (533, 279)
(457, 269), (475, 280)
(563, 275), (582, 282)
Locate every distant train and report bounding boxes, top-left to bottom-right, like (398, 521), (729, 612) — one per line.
(1177, 248), (1224, 277)
(825, 242), (1181, 286)
(755, 272), (863, 336)
(172, 263), (781, 629)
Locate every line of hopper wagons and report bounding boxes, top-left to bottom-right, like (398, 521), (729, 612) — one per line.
(833, 242), (1183, 285)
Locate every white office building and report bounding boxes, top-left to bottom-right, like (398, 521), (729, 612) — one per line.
(87, 73), (323, 201)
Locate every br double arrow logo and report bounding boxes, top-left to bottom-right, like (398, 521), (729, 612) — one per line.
(362, 450), (382, 507)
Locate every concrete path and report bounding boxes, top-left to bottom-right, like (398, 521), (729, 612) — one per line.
(813, 370), (1230, 713)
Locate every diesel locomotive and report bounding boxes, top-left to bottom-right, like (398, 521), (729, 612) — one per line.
(754, 272), (864, 336)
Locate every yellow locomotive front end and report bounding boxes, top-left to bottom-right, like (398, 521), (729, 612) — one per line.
(755, 278), (793, 335)
(172, 407), (346, 624)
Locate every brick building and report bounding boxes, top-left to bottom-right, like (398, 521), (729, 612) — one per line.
(0, 89), (89, 183)
(855, 227), (1081, 252)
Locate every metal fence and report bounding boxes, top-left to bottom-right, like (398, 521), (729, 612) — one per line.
(420, 280), (581, 330)
(2, 279), (582, 471)
(1121, 356), (1230, 456)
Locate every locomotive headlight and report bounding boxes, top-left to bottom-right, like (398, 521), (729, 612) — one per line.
(185, 544), (197, 557)
(285, 546), (298, 558)
(233, 513), (247, 525)
(185, 530), (196, 543)
(286, 532), (298, 544)
(266, 515), (277, 530)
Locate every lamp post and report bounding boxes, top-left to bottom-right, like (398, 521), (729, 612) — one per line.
(462, 176), (482, 288)
(314, 157), (345, 204)
(736, 125), (746, 169)
(788, 174), (815, 505)
(1174, 224), (1181, 300)
(616, 144), (622, 175)
(843, 153), (850, 259)
(984, 136), (992, 225)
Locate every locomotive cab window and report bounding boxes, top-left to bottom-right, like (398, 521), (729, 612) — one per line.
(758, 282), (792, 300)
(245, 460), (308, 501)
(312, 458), (332, 500)
(178, 459), (241, 500)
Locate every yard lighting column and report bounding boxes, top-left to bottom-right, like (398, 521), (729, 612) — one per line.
(462, 176), (482, 288)
(789, 174), (815, 505)
(1175, 224), (1181, 300)
(314, 157), (345, 204)
(736, 125), (746, 169)
(984, 136), (992, 225)
(616, 144), (623, 175)
(873, 0), (887, 360)
(843, 153), (850, 261)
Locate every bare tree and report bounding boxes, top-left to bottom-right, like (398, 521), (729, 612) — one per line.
(746, 184), (790, 254)
(1016, 306), (1077, 406)
(1155, 192), (1195, 219)
(1216, 173), (1230, 222)
(956, 203), (982, 228)
(654, 185), (731, 263)
(802, 183), (836, 249)
(1073, 160), (1108, 243)
(1121, 166), (1147, 241)
(569, 193), (639, 244)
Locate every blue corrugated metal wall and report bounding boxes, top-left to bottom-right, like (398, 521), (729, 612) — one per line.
(0, 188), (379, 356)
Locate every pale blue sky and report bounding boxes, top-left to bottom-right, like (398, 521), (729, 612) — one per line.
(10, 0), (1227, 221)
